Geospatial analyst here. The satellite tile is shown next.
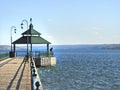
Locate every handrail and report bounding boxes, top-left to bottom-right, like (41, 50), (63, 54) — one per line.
(16, 51), (54, 57)
(34, 51), (54, 58)
(16, 51), (27, 57)
(0, 52), (9, 60)
(30, 57), (43, 90)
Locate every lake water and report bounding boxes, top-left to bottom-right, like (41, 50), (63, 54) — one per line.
(37, 45), (120, 90)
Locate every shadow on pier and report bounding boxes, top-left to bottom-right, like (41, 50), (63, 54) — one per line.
(0, 57), (31, 90)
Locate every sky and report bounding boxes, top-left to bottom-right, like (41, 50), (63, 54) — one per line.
(0, 0), (120, 45)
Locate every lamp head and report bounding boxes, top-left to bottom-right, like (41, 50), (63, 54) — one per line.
(21, 23), (23, 29)
(14, 29), (16, 33)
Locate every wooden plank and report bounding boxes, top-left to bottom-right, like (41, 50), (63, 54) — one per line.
(0, 57), (32, 90)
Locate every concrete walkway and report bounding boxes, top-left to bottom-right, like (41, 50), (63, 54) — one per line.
(0, 57), (31, 90)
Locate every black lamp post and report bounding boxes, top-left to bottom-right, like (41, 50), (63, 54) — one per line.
(21, 19), (29, 59)
(10, 26), (16, 52)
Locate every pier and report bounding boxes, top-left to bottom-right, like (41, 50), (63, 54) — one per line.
(0, 57), (43, 90)
(0, 18), (56, 90)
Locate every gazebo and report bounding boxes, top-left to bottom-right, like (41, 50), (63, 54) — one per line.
(12, 20), (56, 66)
(12, 23), (51, 57)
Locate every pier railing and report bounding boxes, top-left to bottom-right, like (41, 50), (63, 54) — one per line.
(30, 57), (43, 90)
(0, 52), (9, 60)
(16, 51), (27, 57)
(34, 51), (54, 58)
(16, 51), (54, 58)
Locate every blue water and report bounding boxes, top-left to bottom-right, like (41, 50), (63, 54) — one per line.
(37, 45), (120, 90)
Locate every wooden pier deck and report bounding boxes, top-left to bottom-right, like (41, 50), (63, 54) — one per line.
(0, 57), (31, 90)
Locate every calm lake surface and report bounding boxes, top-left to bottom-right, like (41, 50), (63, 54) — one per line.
(37, 45), (120, 90)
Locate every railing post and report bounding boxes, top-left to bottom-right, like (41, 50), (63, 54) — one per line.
(35, 81), (40, 90)
(32, 69), (37, 76)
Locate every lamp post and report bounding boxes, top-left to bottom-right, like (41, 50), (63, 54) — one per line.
(21, 19), (29, 59)
(10, 26), (16, 52)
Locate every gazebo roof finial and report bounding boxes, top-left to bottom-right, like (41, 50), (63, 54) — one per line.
(30, 18), (32, 24)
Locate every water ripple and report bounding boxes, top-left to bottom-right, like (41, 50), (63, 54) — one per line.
(38, 49), (120, 90)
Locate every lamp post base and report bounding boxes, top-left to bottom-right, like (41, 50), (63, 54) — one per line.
(9, 51), (15, 57)
(24, 53), (29, 62)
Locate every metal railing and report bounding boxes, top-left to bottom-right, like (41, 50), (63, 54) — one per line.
(34, 51), (54, 58)
(16, 51), (27, 57)
(0, 52), (9, 61)
(16, 51), (54, 58)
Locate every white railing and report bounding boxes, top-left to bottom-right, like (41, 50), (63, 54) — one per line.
(30, 57), (43, 90)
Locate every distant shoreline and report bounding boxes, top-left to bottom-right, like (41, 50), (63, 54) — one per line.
(0, 44), (120, 50)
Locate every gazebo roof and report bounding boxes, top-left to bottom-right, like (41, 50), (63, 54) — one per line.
(12, 23), (51, 44)
(12, 36), (51, 44)
(22, 24), (41, 35)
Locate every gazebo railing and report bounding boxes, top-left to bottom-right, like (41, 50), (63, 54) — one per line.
(33, 51), (54, 58)
(16, 51), (54, 57)
(16, 51), (27, 57)
(0, 52), (9, 61)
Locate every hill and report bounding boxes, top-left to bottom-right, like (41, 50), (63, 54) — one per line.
(0, 45), (26, 50)
(0, 44), (120, 51)
(102, 44), (120, 49)
(0, 45), (10, 50)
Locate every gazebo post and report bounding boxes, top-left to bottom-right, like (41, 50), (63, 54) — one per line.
(47, 44), (49, 56)
(13, 44), (16, 57)
(30, 43), (32, 58)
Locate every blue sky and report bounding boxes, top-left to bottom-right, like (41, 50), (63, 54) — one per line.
(0, 0), (120, 45)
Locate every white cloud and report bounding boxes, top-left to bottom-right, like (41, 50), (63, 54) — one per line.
(41, 34), (56, 44)
(42, 34), (53, 39)
(92, 27), (104, 31)
(92, 26), (104, 35)
(47, 18), (53, 22)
